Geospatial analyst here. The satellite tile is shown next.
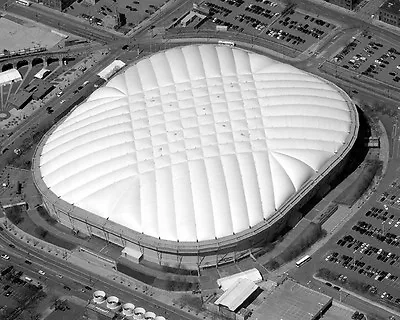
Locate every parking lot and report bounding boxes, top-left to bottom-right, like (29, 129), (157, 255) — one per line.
(377, 178), (400, 210)
(267, 10), (336, 52)
(192, 0), (336, 56)
(330, 31), (400, 89)
(0, 261), (42, 318)
(315, 177), (400, 311)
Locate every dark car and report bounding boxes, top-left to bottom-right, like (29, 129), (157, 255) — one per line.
(25, 260), (32, 265)
(84, 285), (93, 291)
(333, 286), (340, 291)
(63, 285), (71, 291)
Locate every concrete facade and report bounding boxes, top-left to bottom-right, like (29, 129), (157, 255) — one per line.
(379, 0), (400, 27)
(326, 0), (359, 10)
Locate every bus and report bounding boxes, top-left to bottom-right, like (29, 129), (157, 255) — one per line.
(296, 255), (311, 267)
(218, 40), (235, 47)
(16, 0), (31, 6)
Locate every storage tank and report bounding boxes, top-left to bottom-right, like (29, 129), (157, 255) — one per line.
(93, 290), (106, 304)
(106, 296), (119, 309)
(144, 311), (156, 319)
(134, 307), (146, 319)
(122, 303), (135, 317)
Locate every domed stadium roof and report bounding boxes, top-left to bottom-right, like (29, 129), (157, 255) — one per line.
(39, 44), (354, 242)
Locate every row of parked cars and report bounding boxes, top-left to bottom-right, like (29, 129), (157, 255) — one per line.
(245, 3), (279, 19)
(279, 17), (326, 39)
(325, 250), (400, 303)
(365, 207), (400, 227)
(206, 2), (232, 17)
(334, 38), (400, 86)
(266, 28), (306, 45)
(333, 40), (358, 63)
(235, 13), (266, 30)
(351, 220), (400, 250)
(219, 0), (244, 8)
(213, 17), (244, 32)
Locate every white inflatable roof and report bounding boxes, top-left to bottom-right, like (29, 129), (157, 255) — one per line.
(0, 68), (22, 86)
(39, 44), (353, 242)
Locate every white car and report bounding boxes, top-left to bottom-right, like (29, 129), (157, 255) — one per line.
(38, 270), (46, 276)
(1, 254), (10, 260)
(56, 274), (63, 279)
(60, 99), (66, 104)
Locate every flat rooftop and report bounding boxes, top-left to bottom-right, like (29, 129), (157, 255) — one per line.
(380, 0), (400, 14)
(250, 279), (332, 320)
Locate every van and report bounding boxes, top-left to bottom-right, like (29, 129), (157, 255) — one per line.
(24, 277), (32, 282)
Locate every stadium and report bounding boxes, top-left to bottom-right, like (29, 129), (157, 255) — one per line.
(32, 44), (359, 269)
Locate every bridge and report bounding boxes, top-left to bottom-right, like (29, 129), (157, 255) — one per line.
(0, 50), (86, 72)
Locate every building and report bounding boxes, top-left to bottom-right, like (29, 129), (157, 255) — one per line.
(325, 0), (360, 10)
(8, 90), (32, 110)
(0, 69), (22, 87)
(102, 15), (118, 29)
(379, 0), (400, 27)
(83, 0), (99, 5)
(32, 44), (359, 270)
(34, 68), (51, 80)
(24, 79), (55, 100)
(250, 279), (333, 320)
(32, 82), (54, 100)
(40, 0), (75, 11)
(24, 78), (42, 93)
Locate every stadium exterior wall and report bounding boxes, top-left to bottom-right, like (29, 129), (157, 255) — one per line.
(31, 75), (359, 270)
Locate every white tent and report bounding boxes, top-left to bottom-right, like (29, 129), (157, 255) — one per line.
(39, 44), (354, 243)
(0, 69), (22, 86)
(215, 278), (258, 311)
(34, 68), (50, 79)
(217, 268), (262, 291)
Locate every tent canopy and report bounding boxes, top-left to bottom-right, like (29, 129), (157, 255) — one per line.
(215, 278), (258, 311)
(0, 69), (22, 86)
(217, 268), (262, 291)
